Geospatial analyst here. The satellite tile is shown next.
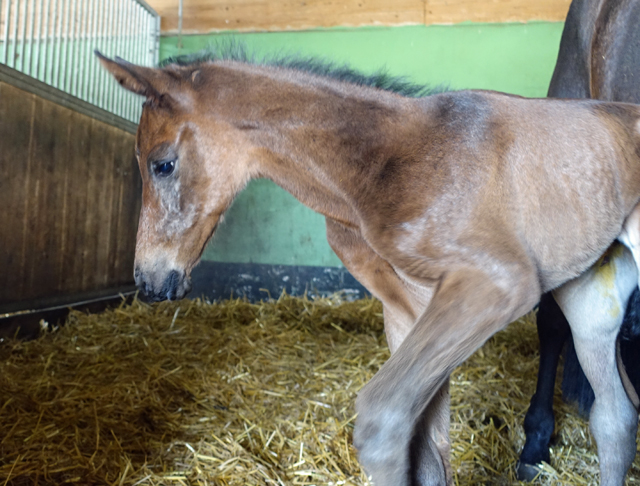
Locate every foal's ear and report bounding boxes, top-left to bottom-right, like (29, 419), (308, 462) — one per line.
(95, 50), (164, 101)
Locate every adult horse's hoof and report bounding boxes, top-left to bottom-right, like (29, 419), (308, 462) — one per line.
(516, 462), (542, 482)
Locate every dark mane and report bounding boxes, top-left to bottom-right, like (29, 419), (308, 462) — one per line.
(160, 42), (447, 98)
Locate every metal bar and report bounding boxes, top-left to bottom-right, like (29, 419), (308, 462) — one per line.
(106, 0), (115, 113)
(96, 0), (108, 110)
(77, 0), (87, 100)
(33, 0), (44, 80)
(154, 11), (160, 65)
(112, 0), (121, 114)
(52, 0), (62, 86)
(115, 0), (125, 118)
(43, 0), (52, 83)
(88, 0), (99, 104)
(177, 0), (182, 49)
(2, 0), (12, 64)
(134, 0), (156, 16)
(63, 0), (76, 93)
(105, 0), (115, 112)
(125, 3), (134, 121)
(0, 0), (3, 62)
(18, 0), (28, 71)
(100, 0), (111, 110)
(24, 0), (35, 75)
(149, 10), (155, 66)
(9, 0), (20, 69)
(72, 0), (81, 97)
(131, 3), (142, 120)
(58, 0), (69, 89)
(125, 0), (135, 118)
(66, 0), (75, 94)
(121, 0), (129, 118)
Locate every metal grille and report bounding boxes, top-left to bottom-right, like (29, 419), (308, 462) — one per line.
(0, 0), (159, 123)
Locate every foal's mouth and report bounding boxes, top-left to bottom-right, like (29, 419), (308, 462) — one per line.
(134, 267), (193, 302)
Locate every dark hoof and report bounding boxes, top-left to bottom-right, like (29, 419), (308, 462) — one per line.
(516, 462), (542, 482)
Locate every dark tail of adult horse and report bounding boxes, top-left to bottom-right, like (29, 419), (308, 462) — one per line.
(563, 287), (640, 416)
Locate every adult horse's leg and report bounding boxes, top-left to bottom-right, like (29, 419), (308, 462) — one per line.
(518, 293), (571, 480)
(553, 245), (639, 486)
(325, 218), (452, 485)
(355, 266), (540, 486)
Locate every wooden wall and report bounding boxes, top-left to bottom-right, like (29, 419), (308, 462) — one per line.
(0, 79), (141, 311)
(148, 0), (572, 34)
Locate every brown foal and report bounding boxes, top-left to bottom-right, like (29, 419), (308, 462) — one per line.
(99, 51), (640, 485)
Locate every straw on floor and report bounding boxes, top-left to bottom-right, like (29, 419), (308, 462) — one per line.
(0, 294), (639, 485)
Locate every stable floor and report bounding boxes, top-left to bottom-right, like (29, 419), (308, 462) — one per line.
(1, 295), (637, 485)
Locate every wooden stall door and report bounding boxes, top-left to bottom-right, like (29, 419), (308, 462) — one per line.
(0, 74), (141, 317)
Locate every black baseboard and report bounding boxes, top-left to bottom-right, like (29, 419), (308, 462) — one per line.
(0, 289), (137, 340)
(0, 264), (368, 339)
(190, 261), (369, 302)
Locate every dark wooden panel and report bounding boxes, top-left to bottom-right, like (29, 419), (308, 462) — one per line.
(26, 96), (72, 297)
(0, 83), (35, 302)
(110, 134), (141, 286)
(0, 80), (141, 311)
(58, 107), (93, 294)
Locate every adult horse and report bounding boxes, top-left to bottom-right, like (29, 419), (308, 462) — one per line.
(99, 47), (640, 485)
(518, 0), (640, 480)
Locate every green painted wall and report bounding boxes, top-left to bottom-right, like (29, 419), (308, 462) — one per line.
(159, 22), (564, 267)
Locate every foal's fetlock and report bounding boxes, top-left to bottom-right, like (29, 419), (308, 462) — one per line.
(354, 402), (414, 486)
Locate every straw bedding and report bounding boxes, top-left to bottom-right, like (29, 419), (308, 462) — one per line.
(1, 294), (639, 485)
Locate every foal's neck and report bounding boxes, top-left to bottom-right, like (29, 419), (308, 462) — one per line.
(210, 62), (420, 226)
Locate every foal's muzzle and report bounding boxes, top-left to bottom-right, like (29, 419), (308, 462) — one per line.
(134, 267), (192, 302)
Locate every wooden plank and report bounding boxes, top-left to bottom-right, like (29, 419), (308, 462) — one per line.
(151, 0), (424, 33)
(0, 83), (35, 306)
(109, 134), (139, 286)
(59, 108), (92, 295)
(25, 97), (71, 300)
(81, 118), (113, 291)
(425, 0), (572, 24)
(147, 0), (572, 33)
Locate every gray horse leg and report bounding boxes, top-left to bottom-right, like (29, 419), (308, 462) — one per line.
(571, 331), (637, 485)
(554, 245), (638, 486)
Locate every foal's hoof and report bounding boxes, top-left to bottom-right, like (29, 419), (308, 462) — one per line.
(516, 462), (542, 482)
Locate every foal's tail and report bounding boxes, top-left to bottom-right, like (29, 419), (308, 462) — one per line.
(562, 286), (640, 416)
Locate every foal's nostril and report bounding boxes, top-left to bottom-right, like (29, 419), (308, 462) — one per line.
(162, 270), (182, 301)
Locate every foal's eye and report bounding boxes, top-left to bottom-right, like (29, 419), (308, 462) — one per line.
(153, 159), (176, 177)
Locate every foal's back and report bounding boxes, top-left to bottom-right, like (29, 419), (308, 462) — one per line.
(406, 91), (640, 290)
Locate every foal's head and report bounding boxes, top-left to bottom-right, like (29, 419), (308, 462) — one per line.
(98, 53), (258, 301)
(98, 50), (441, 301)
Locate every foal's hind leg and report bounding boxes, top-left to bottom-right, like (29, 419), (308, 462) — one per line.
(553, 246), (639, 486)
(518, 293), (571, 481)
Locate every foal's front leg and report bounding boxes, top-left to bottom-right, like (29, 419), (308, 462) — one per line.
(354, 267), (540, 486)
(325, 218), (452, 483)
